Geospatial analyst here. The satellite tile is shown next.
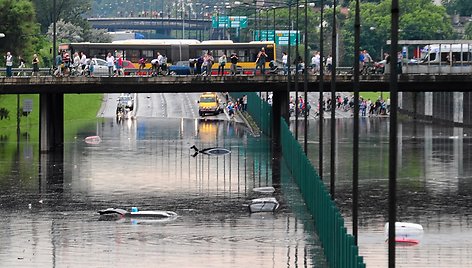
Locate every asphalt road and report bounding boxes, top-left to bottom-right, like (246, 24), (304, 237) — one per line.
(97, 92), (241, 122)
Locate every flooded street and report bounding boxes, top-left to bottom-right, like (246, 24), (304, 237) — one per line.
(296, 118), (472, 267)
(0, 118), (327, 267)
(2, 101), (472, 267)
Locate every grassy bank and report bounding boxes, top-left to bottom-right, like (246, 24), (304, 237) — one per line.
(359, 92), (390, 101)
(0, 94), (103, 141)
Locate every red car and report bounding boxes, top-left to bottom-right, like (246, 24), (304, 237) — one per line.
(122, 60), (137, 75)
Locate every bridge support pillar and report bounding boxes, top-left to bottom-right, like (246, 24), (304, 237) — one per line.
(40, 93), (64, 153)
(271, 90), (289, 153)
(425, 92), (433, 117)
(271, 90), (288, 186)
(453, 92), (463, 124)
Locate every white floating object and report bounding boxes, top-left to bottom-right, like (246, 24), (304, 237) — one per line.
(384, 222), (424, 237)
(84, 135), (102, 145)
(249, 197), (279, 213)
(252, 186), (276, 194)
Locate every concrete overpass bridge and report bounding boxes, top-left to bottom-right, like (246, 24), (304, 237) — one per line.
(2, 74), (472, 152)
(88, 17), (213, 38)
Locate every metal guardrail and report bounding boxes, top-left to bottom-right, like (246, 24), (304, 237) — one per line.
(0, 67), (52, 77)
(0, 66), (353, 77)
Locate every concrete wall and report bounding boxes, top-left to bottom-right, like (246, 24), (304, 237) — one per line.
(400, 92), (468, 126)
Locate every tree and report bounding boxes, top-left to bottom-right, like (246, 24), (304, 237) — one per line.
(47, 19), (84, 43)
(442, 0), (472, 17)
(46, 20), (111, 43)
(342, 0), (455, 65)
(465, 23), (472, 39)
(83, 28), (112, 43)
(0, 0), (39, 59)
(33, 0), (92, 33)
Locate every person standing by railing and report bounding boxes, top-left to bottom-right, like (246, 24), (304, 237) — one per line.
(255, 47), (267, 75)
(206, 52), (214, 76)
(79, 51), (87, 72)
(230, 53), (238, 76)
(218, 54), (227, 76)
(282, 52), (288, 75)
(5, 52), (13, 77)
(106, 52), (114, 77)
(32, 54), (40, 77)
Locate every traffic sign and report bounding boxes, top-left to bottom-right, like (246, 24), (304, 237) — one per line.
(212, 16), (247, 29)
(253, 30), (301, 45)
(23, 99), (33, 113)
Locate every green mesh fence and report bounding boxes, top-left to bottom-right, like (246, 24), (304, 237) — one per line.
(230, 92), (272, 135)
(231, 92), (365, 267)
(280, 118), (366, 268)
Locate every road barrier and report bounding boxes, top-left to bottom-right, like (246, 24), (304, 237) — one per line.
(235, 91), (365, 267)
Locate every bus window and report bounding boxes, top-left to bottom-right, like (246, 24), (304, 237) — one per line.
(214, 49), (225, 58)
(250, 49), (258, 62)
(237, 49), (250, 62)
(142, 50), (153, 61)
(464, 52), (471, 62)
(90, 49), (107, 59)
(126, 49), (140, 62)
(440, 52), (449, 62)
(265, 47), (274, 61)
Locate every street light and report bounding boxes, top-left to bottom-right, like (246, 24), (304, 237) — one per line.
(0, 33), (5, 38)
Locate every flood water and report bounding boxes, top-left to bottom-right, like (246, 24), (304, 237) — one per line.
(0, 118), (327, 267)
(295, 118), (472, 267)
(3, 114), (472, 268)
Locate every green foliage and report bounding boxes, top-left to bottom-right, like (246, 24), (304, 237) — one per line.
(443, 0), (472, 16)
(0, 0), (39, 58)
(83, 28), (112, 43)
(33, 0), (92, 33)
(342, 0), (455, 65)
(47, 19), (84, 42)
(465, 23), (472, 39)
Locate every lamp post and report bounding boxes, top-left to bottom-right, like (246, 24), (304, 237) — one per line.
(303, 0), (309, 153)
(294, 0), (300, 140)
(53, 0), (57, 70)
(318, 0), (324, 181)
(330, 0), (337, 200)
(272, 7), (276, 43)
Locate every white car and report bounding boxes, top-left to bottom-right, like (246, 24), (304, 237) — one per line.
(88, 58), (114, 76)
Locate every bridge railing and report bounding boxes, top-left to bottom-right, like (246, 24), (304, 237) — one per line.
(0, 67), (52, 77)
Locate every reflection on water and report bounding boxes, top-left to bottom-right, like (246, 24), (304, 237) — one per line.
(0, 118), (327, 267)
(298, 118), (472, 267)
